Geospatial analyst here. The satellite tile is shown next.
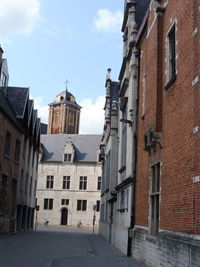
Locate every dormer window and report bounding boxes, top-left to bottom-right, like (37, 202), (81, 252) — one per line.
(64, 153), (72, 162)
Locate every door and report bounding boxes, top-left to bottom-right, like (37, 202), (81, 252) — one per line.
(61, 208), (68, 225)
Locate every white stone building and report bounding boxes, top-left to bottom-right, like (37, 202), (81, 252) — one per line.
(36, 134), (102, 228)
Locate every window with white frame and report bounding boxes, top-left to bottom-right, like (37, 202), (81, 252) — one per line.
(64, 154), (72, 162)
(61, 199), (69, 205)
(166, 23), (176, 87)
(77, 200), (87, 211)
(79, 176), (87, 190)
(96, 200), (100, 212)
(142, 73), (146, 119)
(63, 176), (70, 189)
(150, 163), (160, 235)
(46, 175), (54, 189)
(97, 176), (101, 190)
(44, 198), (53, 210)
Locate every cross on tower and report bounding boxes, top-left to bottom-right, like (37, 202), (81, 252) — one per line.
(65, 79), (69, 91)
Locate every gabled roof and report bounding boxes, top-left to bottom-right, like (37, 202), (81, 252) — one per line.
(6, 86), (29, 118)
(41, 134), (101, 163)
(28, 99), (33, 127)
(0, 89), (22, 131)
(122, 0), (151, 32)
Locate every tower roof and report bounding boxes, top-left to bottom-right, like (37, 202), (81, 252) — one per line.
(49, 90), (81, 109)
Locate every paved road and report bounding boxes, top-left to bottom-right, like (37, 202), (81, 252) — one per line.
(0, 226), (146, 267)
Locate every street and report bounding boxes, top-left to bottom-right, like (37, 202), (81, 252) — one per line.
(0, 226), (145, 267)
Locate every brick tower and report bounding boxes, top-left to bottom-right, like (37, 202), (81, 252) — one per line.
(47, 88), (81, 134)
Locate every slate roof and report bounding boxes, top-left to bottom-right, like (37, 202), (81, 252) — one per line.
(122, 0), (151, 31)
(41, 134), (101, 163)
(135, 0), (151, 29)
(49, 90), (81, 108)
(6, 86), (29, 117)
(0, 89), (22, 131)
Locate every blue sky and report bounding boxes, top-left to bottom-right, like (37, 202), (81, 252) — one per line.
(0, 0), (123, 133)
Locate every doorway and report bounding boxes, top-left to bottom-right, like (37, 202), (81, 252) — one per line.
(61, 208), (68, 225)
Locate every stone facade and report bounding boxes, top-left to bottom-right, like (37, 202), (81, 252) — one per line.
(99, 69), (119, 246)
(36, 134), (102, 229)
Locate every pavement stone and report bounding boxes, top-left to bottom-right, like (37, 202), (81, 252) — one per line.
(0, 226), (146, 267)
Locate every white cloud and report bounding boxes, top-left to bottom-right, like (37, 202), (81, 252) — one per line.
(0, 0), (40, 35)
(94, 9), (123, 33)
(79, 96), (105, 134)
(31, 96), (49, 124)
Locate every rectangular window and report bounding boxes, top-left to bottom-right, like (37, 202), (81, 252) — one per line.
(61, 199), (69, 205)
(0, 175), (7, 215)
(46, 175), (54, 189)
(63, 176), (70, 189)
(166, 24), (176, 87)
(142, 73), (146, 119)
(77, 200), (87, 211)
(14, 139), (21, 162)
(79, 176), (87, 190)
(96, 200), (100, 212)
(4, 131), (11, 157)
(44, 198), (53, 210)
(64, 154), (72, 162)
(97, 176), (101, 190)
(150, 163), (160, 235)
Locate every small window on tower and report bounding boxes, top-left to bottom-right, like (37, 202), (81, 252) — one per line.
(70, 96), (75, 102)
(69, 112), (75, 126)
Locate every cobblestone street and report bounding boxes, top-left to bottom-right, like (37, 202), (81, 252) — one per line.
(0, 226), (145, 267)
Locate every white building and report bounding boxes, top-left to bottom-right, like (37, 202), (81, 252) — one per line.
(36, 134), (102, 228)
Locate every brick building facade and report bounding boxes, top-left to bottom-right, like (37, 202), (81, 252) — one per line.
(0, 48), (40, 234)
(47, 90), (81, 134)
(100, 0), (200, 266)
(131, 0), (200, 266)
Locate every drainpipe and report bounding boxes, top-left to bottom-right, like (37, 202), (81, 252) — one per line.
(127, 47), (140, 257)
(127, 0), (140, 257)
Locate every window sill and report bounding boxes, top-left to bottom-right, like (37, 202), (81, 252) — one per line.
(14, 160), (20, 165)
(164, 75), (176, 90)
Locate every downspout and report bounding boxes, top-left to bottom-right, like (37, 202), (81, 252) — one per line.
(127, 0), (140, 255)
(127, 46), (140, 257)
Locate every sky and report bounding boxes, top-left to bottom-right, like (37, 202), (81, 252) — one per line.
(0, 0), (124, 134)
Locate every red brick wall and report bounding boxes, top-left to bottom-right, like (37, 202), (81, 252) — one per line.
(135, 0), (200, 234)
(0, 110), (22, 220)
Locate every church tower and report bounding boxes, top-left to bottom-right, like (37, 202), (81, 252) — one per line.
(47, 87), (81, 134)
